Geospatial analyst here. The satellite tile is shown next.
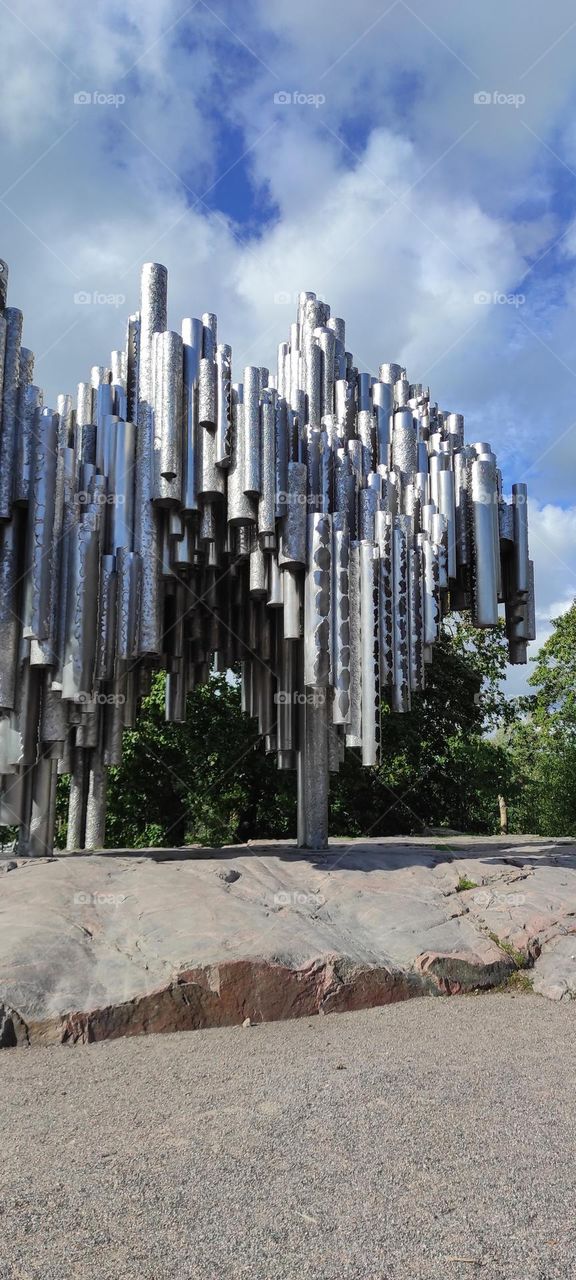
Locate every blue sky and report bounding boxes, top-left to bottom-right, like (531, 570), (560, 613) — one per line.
(1, 0), (576, 692)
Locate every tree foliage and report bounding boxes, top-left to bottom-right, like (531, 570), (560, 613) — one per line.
(53, 614), (519, 847)
(15, 605), (576, 850)
(330, 615), (516, 836)
(103, 673), (296, 848)
(508, 601), (576, 836)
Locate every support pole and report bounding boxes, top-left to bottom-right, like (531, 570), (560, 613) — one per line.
(297, 691), (329, 850)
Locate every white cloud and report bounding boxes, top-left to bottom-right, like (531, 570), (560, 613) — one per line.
(1, 0), (576, 698)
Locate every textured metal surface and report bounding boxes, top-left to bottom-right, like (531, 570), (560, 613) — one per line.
(0, 307), (23, 519)
(215, 343), (232, 469)
(304, 513), (331, 686)
(243, 366), (261, 497)
(0, 262), (530, 854)
(259, 390), (276, 540)
(297, 689), (328, 850)
(23, 408), (59, 643)
(0, 514), (22, 708)
(359, 540), (379, 765)
(181, 317), (202, 516)
(134, 263), (166, 656)
(331, 515), (351, 726)
(279, 461), (306, 566)
(392, 517), (410, 713)
(152, 330), (183, 507)
(471, 460), (499, 627)
(346, 541), (362, 749)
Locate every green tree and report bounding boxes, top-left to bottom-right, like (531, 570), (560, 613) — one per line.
(508, 601), (576, 836)
(330, 615), (517, 837)
(58, 672), (296, 849)
(56, 615), (518, 848)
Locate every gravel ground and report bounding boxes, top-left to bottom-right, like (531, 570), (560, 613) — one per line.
(1, 994), (575, 1280)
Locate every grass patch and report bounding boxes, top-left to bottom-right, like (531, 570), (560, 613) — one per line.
(488, 931), (529, 969)
(492, 970), (534, 994)
(456, 875), (478, 892)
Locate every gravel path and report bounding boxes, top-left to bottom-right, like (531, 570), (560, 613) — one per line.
(1, 994), (575, 1280)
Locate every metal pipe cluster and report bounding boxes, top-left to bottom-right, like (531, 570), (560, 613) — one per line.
(0, 259), (534, 853)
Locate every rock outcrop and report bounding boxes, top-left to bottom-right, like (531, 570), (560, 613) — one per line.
(1, 836), (575, 1046)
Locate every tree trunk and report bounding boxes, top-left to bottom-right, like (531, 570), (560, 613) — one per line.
(498, 794), (508, 834)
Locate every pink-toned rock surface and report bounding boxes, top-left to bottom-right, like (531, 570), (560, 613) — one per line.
(1, 835), (575, 1046)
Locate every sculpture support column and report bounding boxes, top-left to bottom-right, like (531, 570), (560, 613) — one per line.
(297, 692), (329, 850)
(66, 749), (88, 850)
(84, 755), (107, 849)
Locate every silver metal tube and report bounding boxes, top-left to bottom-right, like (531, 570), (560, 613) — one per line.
(152, 329), (183, 506)
(0, 514), (23, 708)
(438, 468), (456, 580)
(258, 390), (276, 539)
(304, 513), (331, 686)
(215, 342), (232, 468)
(471, 460), (498, 626)
(96, 554), (117, 682)
(346, 541), (362, 747)
(66, 748), (88, 850)
(181, 317), (202, 515)
(14, 383), (42, 506)
(512, 482), (529, 597)
(392, 517), (410, 712)
(297, 690), (328, 849)
(392, 407), (416, 483)
(359, 540), (379, 765)
(243, 366), (261, 496)
(62, 505), (101, 701)
(408, 542), (424, 691)
(84, 756), (107, 849)
(282, 565), (302, 639)
(228, 387), (255, 527)
(23, 408), (59, 642)
(331, 515), (351, 725)
(134, 262), (166, 655)
(279, 460), (306, 566)
(0, 307), (23, 519)
(107, 418), (135, 553)
(420, 531), (440, 650)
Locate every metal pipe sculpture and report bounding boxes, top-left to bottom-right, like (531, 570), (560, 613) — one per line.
(0, 259), (534, 853)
